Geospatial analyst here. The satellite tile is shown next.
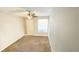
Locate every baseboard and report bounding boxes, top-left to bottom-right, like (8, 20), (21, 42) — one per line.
(25, 34), (48, 36)
(33, 34), (48, 36)
(1, 34), (25, 52)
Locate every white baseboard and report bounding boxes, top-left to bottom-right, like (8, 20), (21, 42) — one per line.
(33, 34), (48, 36)
(25, 34), (48, 36)
(1, 34), (24, 51)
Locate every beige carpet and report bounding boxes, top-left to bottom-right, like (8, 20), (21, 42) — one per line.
(2, 35), (51, 52)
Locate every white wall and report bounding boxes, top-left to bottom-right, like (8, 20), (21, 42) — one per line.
(0, 12), (25, 51)
(48, 13), (56, 51)
(25, 17), (48, 36)
(49, 8), (79, 52)
(25, 19), (34, 35)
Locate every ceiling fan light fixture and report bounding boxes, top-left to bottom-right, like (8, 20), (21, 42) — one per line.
(27, 15), (33, 20)
(25, 11), (38, 20)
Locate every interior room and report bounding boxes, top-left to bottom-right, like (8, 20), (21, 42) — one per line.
(0, 7), (79, 52)
(0, 7), (51, 52)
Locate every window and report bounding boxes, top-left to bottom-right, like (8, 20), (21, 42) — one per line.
(37, 18), (48, 33)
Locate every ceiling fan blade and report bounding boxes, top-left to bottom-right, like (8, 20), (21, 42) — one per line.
(11, 9), (38, 18)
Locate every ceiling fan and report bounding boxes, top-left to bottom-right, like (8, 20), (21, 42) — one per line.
(12, 9), (38, 19)
(26, 10), (38, 19)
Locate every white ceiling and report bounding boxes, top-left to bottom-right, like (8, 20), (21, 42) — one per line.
(0, 7), (52, 17)
(23, 7), (52, 16)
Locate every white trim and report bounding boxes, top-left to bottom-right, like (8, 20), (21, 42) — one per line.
(1, 34), (25, 51)
(25, 34), (48, 36)
(32, 34), (48, 36)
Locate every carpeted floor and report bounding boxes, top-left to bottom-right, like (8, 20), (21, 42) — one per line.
(2, 35), (51, 52)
